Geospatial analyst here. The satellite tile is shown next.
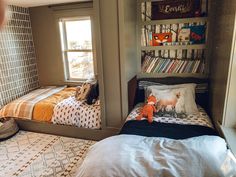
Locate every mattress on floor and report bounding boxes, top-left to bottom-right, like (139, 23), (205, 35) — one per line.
(33, 87), (76, 122)
(127, 103), (213, 128)
(121, 104), (216, 139)
(0, 86), (101, 129)
(0, 86), (69, 121)
(0, 131), (96, 177)
(52, 97), (101, 129)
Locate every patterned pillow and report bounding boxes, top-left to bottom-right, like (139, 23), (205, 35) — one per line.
(75, 83), (92, 101)
(146, 83), (198, 114)
(149, 88), (188, 118)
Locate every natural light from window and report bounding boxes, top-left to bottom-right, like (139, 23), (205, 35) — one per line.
(59, 17), (94, 81)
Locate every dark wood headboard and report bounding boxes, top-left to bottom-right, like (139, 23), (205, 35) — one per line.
(128, 76), (209, 114)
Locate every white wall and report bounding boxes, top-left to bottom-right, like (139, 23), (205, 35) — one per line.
(223, 13), (236, 128)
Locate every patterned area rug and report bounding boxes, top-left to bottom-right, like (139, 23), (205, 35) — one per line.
(0, 131), (96, 177)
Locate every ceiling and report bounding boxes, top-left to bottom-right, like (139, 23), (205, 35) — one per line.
(7, 0), (91, 7)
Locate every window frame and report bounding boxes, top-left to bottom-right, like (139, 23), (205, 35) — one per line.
(58, 11), (96, 82)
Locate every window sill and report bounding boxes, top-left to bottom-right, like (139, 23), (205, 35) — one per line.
(221, 126), (236, 156)
(64, 80), (85, 86)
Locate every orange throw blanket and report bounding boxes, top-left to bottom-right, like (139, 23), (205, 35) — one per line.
(32, 87), (76, 122)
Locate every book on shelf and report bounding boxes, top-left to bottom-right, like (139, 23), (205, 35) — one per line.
(189, 25), (206, 44)
(141, 55), (203, 74)
(166, 60), (175, 73)
(169, 60), (176, 73)
(178, 28), (191, 42)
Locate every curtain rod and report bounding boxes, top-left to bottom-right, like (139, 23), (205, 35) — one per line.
(48, 1), (92, 11)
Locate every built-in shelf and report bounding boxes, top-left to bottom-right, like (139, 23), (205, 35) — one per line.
(141, 17), (208, 26)
(141, 44), (206, 51)
(221, 126), (236, 156)
(138, 0), (209, 78)
(138, 72), (208, 79)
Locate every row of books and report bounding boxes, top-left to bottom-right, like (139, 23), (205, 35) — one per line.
(141, 55), (204, 74)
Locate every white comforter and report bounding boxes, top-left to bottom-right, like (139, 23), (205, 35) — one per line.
(76, 135), (236, 177)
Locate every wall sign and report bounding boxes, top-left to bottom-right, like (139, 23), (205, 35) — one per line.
(152, 0), (201, 20)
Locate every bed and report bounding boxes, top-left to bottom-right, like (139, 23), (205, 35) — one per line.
(0, 85), (101, 129)
(74, 76), (236, 177)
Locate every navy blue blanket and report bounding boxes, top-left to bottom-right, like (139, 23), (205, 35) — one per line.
(120, 120), (218, 139)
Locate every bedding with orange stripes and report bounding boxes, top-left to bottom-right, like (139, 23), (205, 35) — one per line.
(32, 87), (76, 122)
(0, 86), (77, 122)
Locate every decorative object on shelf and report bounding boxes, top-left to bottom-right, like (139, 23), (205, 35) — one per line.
(152, 32), (172, 46)
(189, 25), (206, 44)
(178, 28), (190, 42)
(151, 0), (201, 20)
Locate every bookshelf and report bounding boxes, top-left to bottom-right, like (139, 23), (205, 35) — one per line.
(137, 0), (209, 78)
(141, 44), (206, 51)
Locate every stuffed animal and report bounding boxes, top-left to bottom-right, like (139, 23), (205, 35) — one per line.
(136, 95), (157, 123)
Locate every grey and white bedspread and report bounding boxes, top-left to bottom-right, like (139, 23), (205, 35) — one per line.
(76, 135), (236, 177)
(127, 104), (213, 128)
(52, 97), (101, 129)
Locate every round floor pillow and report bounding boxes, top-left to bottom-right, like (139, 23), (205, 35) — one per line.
(0, 118), (19, 140)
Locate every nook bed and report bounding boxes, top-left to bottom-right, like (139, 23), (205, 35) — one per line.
(74, 77), (236, 177)
(0, 84), (101, 129)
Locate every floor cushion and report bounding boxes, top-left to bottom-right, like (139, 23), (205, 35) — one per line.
(0, 118), (19, 140)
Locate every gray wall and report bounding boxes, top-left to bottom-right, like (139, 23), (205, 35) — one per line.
(30, 6), (65, 86)
(118, 0), (138, 119)
(29, 0), (137, 129)
(0, 5), (39, 108)
(209, 0), (236, 125)
(98, 0), (123, 127)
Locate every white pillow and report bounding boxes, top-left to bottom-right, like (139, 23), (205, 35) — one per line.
(146, 83), (198, 114)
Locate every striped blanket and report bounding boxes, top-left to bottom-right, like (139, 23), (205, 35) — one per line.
(0, 86), (65, 120)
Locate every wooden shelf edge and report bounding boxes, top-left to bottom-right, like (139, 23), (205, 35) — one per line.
(141, 44), (206, 50)
(140, 17), (208, 26)
(137, 73), (208, 79)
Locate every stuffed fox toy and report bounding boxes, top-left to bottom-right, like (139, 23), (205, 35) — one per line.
(136, 95), (157, 123)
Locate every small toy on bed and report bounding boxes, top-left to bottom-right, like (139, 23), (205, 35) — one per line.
(136, 95), (157, 123)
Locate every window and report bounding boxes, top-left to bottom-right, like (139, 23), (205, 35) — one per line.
(59, 17), (95, 81)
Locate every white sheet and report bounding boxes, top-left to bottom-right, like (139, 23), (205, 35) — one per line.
(52, 96), (101, 129)
(76, 135), (236, 177)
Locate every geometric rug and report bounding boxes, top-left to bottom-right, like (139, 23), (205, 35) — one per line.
(0, 131), (96, 177)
